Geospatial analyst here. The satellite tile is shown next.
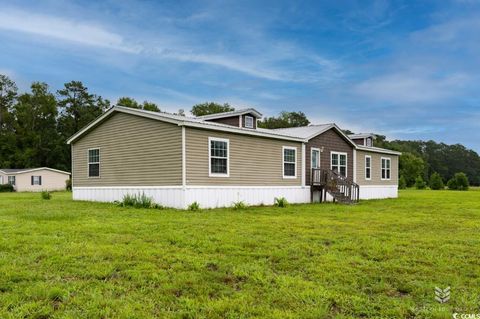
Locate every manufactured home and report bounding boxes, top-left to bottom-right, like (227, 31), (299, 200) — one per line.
(0, 167), (71, 192)
(67, 106), (400, 208)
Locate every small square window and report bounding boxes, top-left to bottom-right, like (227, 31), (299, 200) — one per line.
(32, 176), (41, 185)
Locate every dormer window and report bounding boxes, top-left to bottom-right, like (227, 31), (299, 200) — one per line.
(366, 138), (372, 147)
(245, 116), (254, 128)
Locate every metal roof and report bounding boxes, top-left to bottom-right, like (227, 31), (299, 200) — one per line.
(0, 168), (30, 173)
(67, 106), (304, 144)
(270, 124), (335, 139)
(66, 106), (400, 156)
(0, 167), (71, 175)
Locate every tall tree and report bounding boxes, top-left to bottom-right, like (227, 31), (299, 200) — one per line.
(142, 101), (160, 112)
(57, 81), (108, 136)
(191, 102), (234, 116)
(117, 96), (140, 109)
(0, 74), (17, 128)
(13, 82), (59, 168)
(399, 152), (425, 187)
(258, 111), (310, 129)
(117, 97), (160, 112)
(0, 74), (18, 168)
(57, 81), (109, 170)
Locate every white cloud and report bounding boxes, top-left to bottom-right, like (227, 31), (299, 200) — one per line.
(0, 7), (343, 83)
(0, 8), (140, 53)
(352, 71), (470, 103)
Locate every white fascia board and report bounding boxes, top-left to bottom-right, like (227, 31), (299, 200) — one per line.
(14, 167), (71, 175)
(356, 146), (402, 156)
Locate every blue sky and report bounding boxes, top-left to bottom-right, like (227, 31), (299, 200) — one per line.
(1, 0), (480, 151)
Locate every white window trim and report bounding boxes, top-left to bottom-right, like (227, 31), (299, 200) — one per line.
(244, 115), (254, 128)
(88, 148), (101, 178)
(282, 146), (297, 179)
(311, 147), (321, 169)
(366, 138), (372, 147)
(381, 157), (391, 180)
(8, 175), (15, 186)
(208, 137), (230, 177)
(365, 155), (372, 180)
(330, 151), (348, 177)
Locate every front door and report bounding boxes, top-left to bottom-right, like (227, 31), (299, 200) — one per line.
(311, 148), (320, 169)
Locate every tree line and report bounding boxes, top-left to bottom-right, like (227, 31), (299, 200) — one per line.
(1, 74), (479, 186)
(375, 136), (480, 186)
(0, 75), (164, 171)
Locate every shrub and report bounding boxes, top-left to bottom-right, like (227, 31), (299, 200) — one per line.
(0, 184), (14, 192)
(398, 175), (407, 189)
(274, 197), (288, 208)
(232, 201), (247, 210)
(429, 172), (444, 190)
(119, 192), (160, 208)
(188, 201), (200, 211)
(41, 191), (51, 200)
(448, 172), (469, 191)
(65, 179), (72, 191)
(447, 178), (457, 190)
(414, 176), (426, 189)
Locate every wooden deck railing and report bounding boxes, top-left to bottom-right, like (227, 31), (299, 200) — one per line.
(311, 168), (359, 203)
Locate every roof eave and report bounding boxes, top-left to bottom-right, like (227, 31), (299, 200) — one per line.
(67, 106), (304, 144)
(356, 146), (402, 155)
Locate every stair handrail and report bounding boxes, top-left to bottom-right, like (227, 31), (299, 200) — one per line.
(311, 168), (360, 203)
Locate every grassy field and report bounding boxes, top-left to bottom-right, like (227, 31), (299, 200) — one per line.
(0, 190), (479, 318)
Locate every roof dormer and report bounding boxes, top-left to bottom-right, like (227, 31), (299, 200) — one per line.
(348, 133), (376, 147)
(197, 108), (262, 129)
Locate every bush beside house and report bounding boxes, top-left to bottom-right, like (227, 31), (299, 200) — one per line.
(0, 184), (14, 192)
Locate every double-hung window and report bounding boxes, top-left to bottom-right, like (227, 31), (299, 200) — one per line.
(331, 152), (347, 177)
(245, 116), (254, 128)
(88, 148), (100, 177)
(283, 147), (297, 178)
(32, 176), (42, 185)
(209, 138), (229, 177)
(8, 176), (15, 186)
(365, 155), (372, 180)
(381, 157), (391, 180)
(311, 148), (320, 169)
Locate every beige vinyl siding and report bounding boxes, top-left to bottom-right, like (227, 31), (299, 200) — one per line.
(355, 150), (398, 185)
(186, 127), (302, 186)
(72, 112), (182, 187)
(15, 170), (70, 192)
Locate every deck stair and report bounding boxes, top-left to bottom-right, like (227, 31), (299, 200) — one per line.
(311, 168), (359, 204)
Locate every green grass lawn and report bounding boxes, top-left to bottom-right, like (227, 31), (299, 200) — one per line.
(0, 190), (479, 318)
